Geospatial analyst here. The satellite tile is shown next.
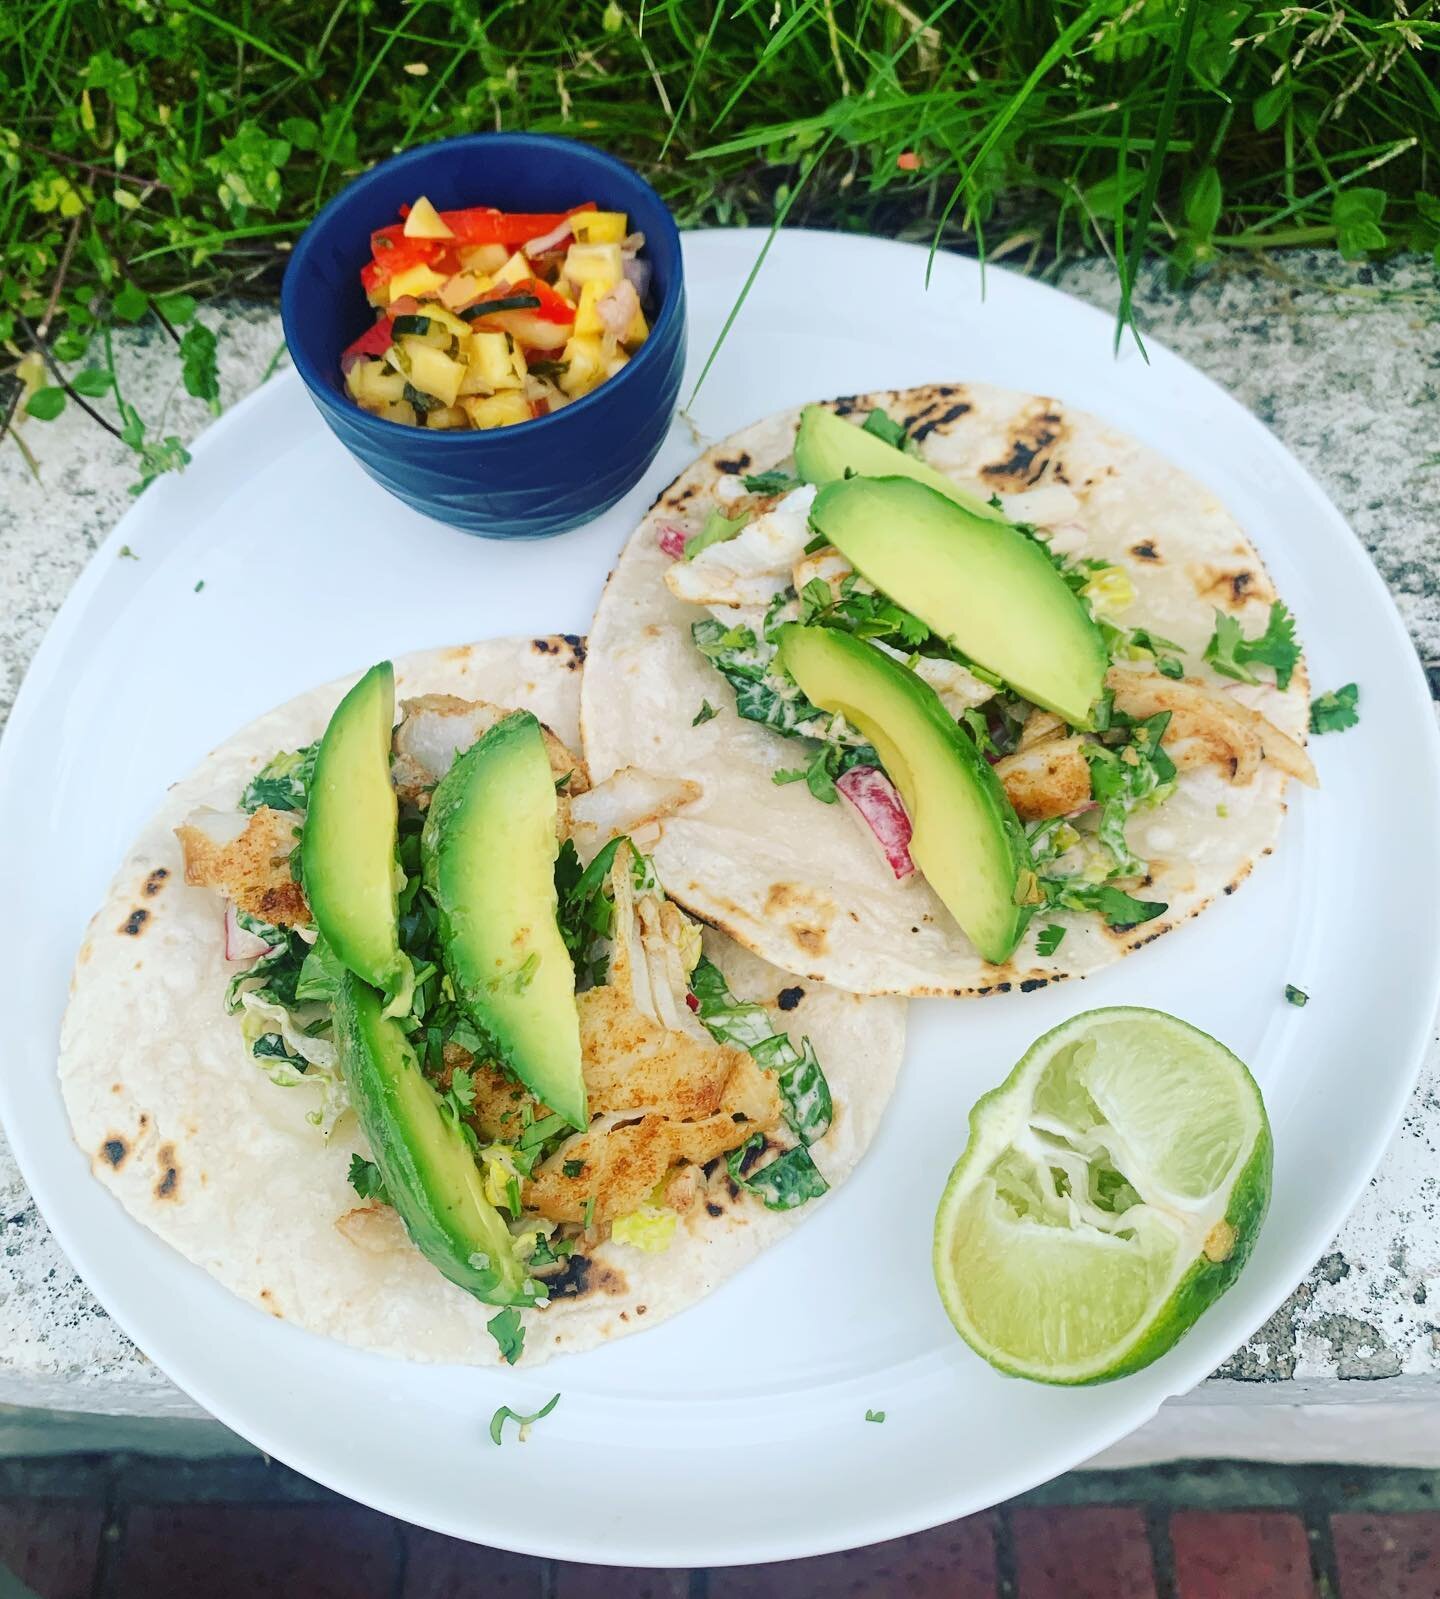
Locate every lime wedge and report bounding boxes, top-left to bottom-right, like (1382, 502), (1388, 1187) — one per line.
(933, 1007), (1271, 1385)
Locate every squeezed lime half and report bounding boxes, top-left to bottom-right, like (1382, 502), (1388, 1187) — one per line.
(933, 1006), (1271, 1385)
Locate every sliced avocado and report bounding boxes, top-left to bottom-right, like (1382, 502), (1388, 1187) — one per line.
(809, 476), (1108, 728)
(332, 971), (540, 1307)
(422, 712), (586, 1129)
(302, 662), (413, 1016)
(793, 404), (1004, 521)
(776, 624), (1033, 964)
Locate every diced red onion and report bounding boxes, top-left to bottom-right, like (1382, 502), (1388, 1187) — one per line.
(596, 279), (640, 340)
(622, 256), (652, 302)
(656, 522), (690, 560)
(224, 901), (275, 963)
(622, 231), (646, 256)
(1066, 800), (1099, 818)
(836, 766), (916, 881)
(685, 992), (700, 1013)
(523, 219), (574, 257)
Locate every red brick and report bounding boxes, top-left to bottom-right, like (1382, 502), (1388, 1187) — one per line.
(1011, 1506), (1157, 1599)
(114, 1503), (400, 1598)
(1171, 1511), (1316, 1599)
(553, 1566), (689, 1598)
(1332, 1512), (1440, 1599)
(708, 1514), (997, 1598)
(402, 1528), (543, 1597)
(0, 1500), (105, 1599)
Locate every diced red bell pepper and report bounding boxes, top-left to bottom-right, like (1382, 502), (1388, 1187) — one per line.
(437, 201), (596, 247)
(340, 316), (394, 372)
(361, 231), (440, 293)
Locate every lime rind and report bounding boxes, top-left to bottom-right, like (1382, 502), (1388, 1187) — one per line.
(933, 1006), (1272, 1385)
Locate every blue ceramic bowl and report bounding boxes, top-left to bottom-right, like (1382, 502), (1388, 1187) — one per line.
(281, 133), (686, 539)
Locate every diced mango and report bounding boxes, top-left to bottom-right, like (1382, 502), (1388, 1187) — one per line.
(573, 280), (605, 338)
(463, 331), (523, 393)
(387, 262), (449, 302)
(352, 360), (408, 407)
(491, 249), (532, 288)
(604, 348), (631, 380)
(377, 399), (418, 426)
(559, 334), (605, 397)
(403, 196), (455, 240)
(458, 242), (510, 274)
(464, 391), (532, 429)
(439, 271), (493, 311)
(402, 339), (465, 407)
(623, 301), (649, 348)
(571, 210), (627, 245)
(424, 403), (468, 429)
(562, 242), (622, 291)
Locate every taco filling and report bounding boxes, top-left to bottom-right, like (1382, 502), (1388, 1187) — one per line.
(177, 669), (834, 1315)
(657, 403), (1316, 968)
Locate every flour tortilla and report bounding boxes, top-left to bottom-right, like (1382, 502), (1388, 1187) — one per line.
(59, 637), (906, 1366)
(581, 384), (1310, 997)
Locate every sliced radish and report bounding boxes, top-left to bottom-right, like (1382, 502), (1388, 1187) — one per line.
(836, 766), (916, 881)
(224, 901), (276, 963)
(656, 522), (690, 560)
(685, 991), (700, 1013)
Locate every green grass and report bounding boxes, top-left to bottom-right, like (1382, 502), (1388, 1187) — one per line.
(2, 0), (1436, 478)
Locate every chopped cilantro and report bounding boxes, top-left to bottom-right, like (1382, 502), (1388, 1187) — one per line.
(1035, 924), (1066, 957)
(562, 1158), (585, 1179)
(1310, 683), (1359, 734)
(1284, 983), (1309, 1008)
(193, 579), (205, 593)
(554, 835), (622, 983)
(1043, 878), (1166, 930)
(488, 1392), (560, 1446)
(240, 742), (319, 814)
(118, 544), (140, 560)
(742, 468), (801, 495)
(582, 1195), (596, 1230)
(692, 700), (719, 726)
(347, 1154), (389, 1204)
(861, 408), (909, 451)
(865, 1409), (886, 1424)
(554, 770), (573, 792)
(1126, 627), (1186, 679)
(486, 1307), (525, 1365)
(1203, 602), (1300, 690)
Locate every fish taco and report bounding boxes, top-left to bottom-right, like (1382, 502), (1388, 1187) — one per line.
(60, 637), (905, 1365)
(581, 384), (1315, 996)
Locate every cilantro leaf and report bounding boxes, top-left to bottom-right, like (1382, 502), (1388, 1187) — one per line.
(1284, 983), (1309, 1008)
(692, 700), (719, 726)
(347, 1154), (389, 1204)
(861, 408), (909, 451)
(865, 1409), (886, 1424)
(1035, 924), (1066, 957)
(1204, 602), (1300, 690)
(562, 1158), (585, 1179)
(555, 835), (622, 982)
(488, 1392), (560, 1445)
(742, 468), (801, 495)
(1043, 878), (1167, 930)
(486, 1307), (526, 1365)
(1309, 683), (1358, 735)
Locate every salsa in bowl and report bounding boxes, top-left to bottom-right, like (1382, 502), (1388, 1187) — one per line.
(344, 197), (654, 431)
(282, 133), (685, 539)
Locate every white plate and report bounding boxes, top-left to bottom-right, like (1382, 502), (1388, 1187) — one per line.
(1, 230), (1436, 1567)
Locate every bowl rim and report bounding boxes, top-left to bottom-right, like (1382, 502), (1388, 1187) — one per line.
(280, 130), (685, 447)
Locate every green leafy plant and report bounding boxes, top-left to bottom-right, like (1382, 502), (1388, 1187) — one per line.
(2, 1), (1435, 486)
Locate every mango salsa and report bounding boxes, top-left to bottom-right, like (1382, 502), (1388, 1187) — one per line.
(341, 194), (653, 431)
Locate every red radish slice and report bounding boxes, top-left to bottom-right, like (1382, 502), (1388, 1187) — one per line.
(224, 901), (276, 963)
(656, 522), (690, 559)
(685, 992), (700, 1013)
(836, 766), (916, 881)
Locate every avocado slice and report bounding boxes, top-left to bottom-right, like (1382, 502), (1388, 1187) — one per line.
(302, 662), (414, 1016)
(422, 712), (586, 1129)
(793, 404), (1004, 522)
(332, 970), (540, 1307)
(776, 624), (1033, 964)
(809, 476), (1108, 729)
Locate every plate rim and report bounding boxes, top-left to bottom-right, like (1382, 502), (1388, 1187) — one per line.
(2, 226), (1438, 1567)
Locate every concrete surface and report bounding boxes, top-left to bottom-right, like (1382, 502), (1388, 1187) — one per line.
(0, 251), (1437, 1445)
